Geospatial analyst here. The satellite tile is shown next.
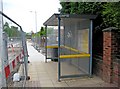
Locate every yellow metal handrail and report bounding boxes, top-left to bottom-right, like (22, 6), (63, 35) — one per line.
(60, 54), (90, 59)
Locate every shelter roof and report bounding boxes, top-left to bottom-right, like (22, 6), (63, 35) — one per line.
(43, 13), (97, 26)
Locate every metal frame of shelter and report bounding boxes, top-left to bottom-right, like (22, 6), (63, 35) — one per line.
(43, 14), (97, 81)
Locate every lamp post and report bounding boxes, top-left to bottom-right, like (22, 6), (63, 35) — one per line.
(30, 11), (38, 49)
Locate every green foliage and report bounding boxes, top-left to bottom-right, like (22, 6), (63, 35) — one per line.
(60, 2), (71, 14)
(26, 33), (32, 39)
(102, 2), (120, 28)
(32, 27), (46, 38)
(3, 22), (20, 37)
(40, 27), (45, 36)
(60, 2), (120, 29)
(60, 2), (105, 14)
(32, 33), (36, 38)
(70, 2), (79, 14)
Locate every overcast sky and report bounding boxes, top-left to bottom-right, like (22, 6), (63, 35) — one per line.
(3, 0), (61, 33)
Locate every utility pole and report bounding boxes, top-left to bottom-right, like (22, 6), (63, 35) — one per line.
(30, 11), (37, 49)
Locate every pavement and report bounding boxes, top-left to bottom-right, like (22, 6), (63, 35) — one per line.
(27, 42), (45, 62)
(9, 41), (117, 88)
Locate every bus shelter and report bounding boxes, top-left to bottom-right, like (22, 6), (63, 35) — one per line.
(43, 14), (97, 81)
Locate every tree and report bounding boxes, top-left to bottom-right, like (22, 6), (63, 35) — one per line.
(102, 2), (120, 28)
(3, 22), (11, 37)
(40, 27), (45, 36)
(11, 26), (19, 37)
(60, 2), (71, 14)
(3, 22), (20, 37)
(60, 2), (120, 29)
(60, 2), (105, 14)
(39, 27), (46, 47)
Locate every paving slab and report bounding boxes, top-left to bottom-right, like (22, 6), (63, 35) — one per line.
(13, 42), (118, 88)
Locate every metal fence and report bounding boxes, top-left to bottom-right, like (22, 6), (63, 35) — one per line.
(44, 14), (97, 81)
(0, 11), (28, 87)
(31, 34), (45, 53)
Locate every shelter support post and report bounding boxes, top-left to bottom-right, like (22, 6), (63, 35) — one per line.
(89, 20), (93, 77)
(58, 16), (61, 82)
(45, 25), (47, 63)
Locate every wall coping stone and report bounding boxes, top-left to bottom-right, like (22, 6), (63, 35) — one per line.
(102, 27), (119, 32)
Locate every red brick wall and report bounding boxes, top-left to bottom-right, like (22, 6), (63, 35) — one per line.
(111, 31), (120, 86)
(112, 62), (120, 85)
(93, 27), (120, 86)
(102, 28), (120, 86)
(103, 31), (112, 83)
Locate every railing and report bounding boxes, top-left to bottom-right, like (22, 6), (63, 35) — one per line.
(0, 11), (28, 88)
